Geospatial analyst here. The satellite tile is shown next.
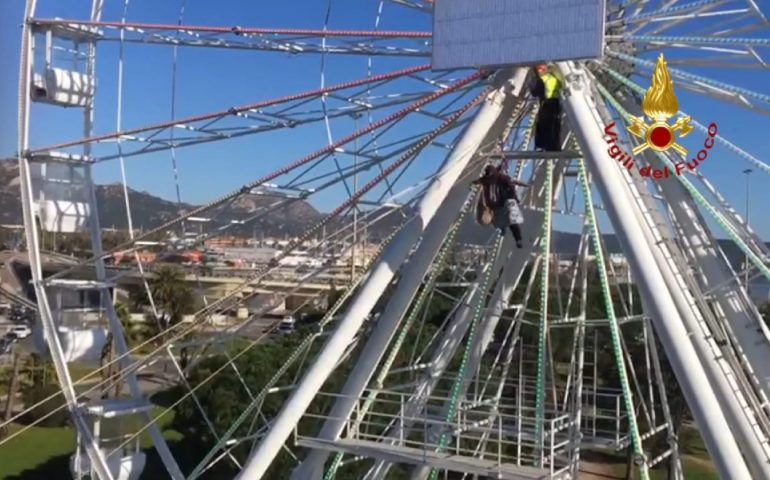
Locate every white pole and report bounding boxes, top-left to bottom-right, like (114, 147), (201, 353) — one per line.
(17, 1), (114, 479)
(294, 181), (475, 479)
(237, 68), (528, 479)
(558, 61), (752, 480)
(743, 168), (752, 291)
(628, 151), (770, 478)
(294, 68), (530, 479)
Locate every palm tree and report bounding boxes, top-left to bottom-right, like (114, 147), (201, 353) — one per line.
(148, 265), (195, 342)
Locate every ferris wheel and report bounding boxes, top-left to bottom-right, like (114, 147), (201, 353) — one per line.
(6, 0), (770, 479)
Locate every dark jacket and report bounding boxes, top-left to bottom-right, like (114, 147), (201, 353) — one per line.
(473, 172), (527, 208)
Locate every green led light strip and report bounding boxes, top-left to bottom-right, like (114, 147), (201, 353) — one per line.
(577, 156), (650, 480)
(594, 81), (770, 283)
(427, 232), (506, 480)
(534, 160), (553, 466)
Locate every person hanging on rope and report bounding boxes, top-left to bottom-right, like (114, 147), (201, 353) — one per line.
(531, 64), (563, 151)
(473, 164), (530, 248)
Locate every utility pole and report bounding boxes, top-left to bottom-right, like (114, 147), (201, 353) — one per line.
(743, 168), (753, 292)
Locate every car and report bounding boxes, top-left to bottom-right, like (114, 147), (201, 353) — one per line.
(10, 325), (31, 339)
(279, 315), (296, 332)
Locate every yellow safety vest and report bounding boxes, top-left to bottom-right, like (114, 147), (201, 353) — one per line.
(540, 72), (561, 100)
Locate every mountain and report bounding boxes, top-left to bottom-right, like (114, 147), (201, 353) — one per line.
(0, 159), (766, 263)
(0, 160), (322, 236)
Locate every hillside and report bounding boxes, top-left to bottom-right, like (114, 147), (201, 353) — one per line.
(0, 160), (767, 264)
(0, 160), (322, 236)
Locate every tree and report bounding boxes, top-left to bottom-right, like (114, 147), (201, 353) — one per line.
(20, 355), (68, 427)
(170, 319), (438, 478)
(144, 266), (196, 342)
(1, 346), (22, 438)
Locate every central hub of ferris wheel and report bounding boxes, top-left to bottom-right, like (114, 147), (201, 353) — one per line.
(431, 0), (606, 70)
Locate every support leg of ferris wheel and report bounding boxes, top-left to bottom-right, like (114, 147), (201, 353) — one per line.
(602, 90), (770, 478)
(363, 232), (512, 480)
(292, 67), (531, 480)
(237, 67), (528, 480)
(292, 184), (489, 480)
(612, 93), (770, 409)
(647, 144), (770, 402)
(558, 60), (752, 480)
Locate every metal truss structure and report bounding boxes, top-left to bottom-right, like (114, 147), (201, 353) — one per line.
(6, 0), (770, 479)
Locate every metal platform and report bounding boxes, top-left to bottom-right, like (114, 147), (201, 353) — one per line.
(296, 436), (557, 480)
(82, 397), (153, 418)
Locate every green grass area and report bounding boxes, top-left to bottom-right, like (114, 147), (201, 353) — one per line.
(68, 363), (99, 383)
(581, 426), (717, 479)
(0, 422), (76, 478)
(0, 406), (180, 479)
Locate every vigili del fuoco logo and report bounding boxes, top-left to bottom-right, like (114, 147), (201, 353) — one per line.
(604, 53), (718, 179)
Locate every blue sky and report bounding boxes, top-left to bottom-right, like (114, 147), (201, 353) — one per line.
(1, 0), (769, 239)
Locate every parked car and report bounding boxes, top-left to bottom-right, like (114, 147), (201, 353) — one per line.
(10, 325), (31, 339)
(279, 315), (296, 332)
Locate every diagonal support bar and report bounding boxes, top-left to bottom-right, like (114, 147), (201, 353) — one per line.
(236, 68), (528, 479)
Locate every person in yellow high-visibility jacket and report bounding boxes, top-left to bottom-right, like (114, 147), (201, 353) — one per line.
(530, 64), (563, 151)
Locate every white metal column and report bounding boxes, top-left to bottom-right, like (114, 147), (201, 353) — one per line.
(16, 1), (113, 478)
(611, 92), (770, 479)
(237, 68), (528, 479)
(558, 61), (752, 480)
(294, 181), (481, 479)
(294, 67), (530, 479)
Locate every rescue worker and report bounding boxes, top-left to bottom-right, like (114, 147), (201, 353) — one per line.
(531, 64), (562, 151)
(472, 164), (530, 248)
